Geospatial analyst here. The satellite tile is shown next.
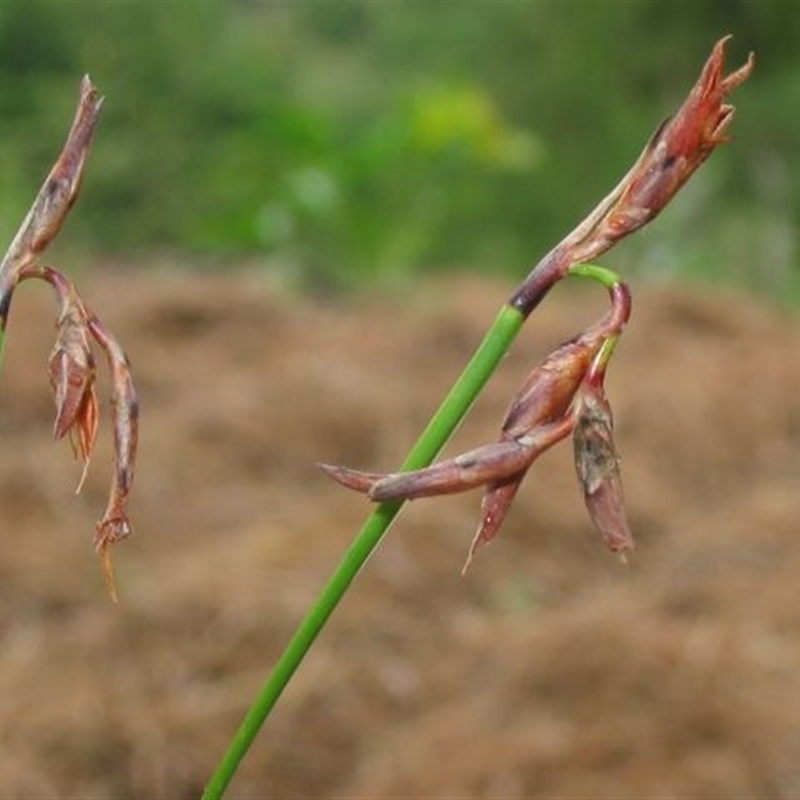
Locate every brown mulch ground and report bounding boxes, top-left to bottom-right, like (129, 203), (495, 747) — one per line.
(0, 266), (798, 798)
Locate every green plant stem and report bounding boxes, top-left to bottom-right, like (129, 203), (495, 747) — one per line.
(568, 261), (620, 289)
(201, 302), (525, 800)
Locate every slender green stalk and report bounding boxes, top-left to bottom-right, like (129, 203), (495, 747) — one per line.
(567, 261), (621, 289)
(202, 262), (630, 799)
(201, 303), (524, 800)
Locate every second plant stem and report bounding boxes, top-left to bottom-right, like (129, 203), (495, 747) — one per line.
(201, 301), (525, 799)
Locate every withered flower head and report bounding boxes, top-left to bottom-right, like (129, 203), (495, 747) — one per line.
(0, 78), (140, 602)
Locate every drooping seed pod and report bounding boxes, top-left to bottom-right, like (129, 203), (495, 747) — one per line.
(572, 382), (633, 558)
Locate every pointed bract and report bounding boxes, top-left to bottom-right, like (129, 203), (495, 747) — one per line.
(464, 474), (524, 573)
(588, 36), (755, 252)
(318, 464), (383, 495)
(373, 439), (541, 501)
(321, 439), (543, 502)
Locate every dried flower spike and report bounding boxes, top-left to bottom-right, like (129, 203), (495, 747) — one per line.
(324, 268), (633, 574)
(0, 77), (139, 601)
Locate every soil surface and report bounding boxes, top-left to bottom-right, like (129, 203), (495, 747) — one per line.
(0, 267), (798, 799)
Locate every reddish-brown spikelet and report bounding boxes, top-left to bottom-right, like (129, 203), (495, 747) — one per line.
(601, 36), (755, 242)
(510, 36), (754, 315)
(88, 315), (139, 603)
(317, 464), (383, 495)
(50, 343), (98, 468)
(46, 271), (99, 492)
(500, 338), (597, 439)
(319, 439), (540, 502)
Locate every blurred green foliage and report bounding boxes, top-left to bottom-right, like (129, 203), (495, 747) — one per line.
(0, 1), (796, 294)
